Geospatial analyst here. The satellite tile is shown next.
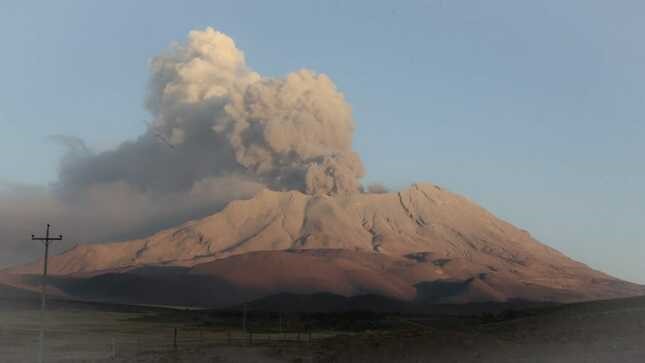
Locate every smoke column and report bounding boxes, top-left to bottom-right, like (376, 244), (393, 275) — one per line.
(62, 27), (364, 196)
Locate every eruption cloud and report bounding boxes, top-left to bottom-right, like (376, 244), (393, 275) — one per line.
(0, 28), (364, 267)
(64, 27), (364, 196)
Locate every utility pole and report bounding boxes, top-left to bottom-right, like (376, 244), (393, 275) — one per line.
(31, 224), (63, 363)
(242, 303), (247, 332)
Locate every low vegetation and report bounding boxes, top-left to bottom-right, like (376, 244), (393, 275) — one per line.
(2, 295), (645, 362)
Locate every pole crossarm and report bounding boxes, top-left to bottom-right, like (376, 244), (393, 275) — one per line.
(31, 229), (63, 243)
(32, 236), (63, 241)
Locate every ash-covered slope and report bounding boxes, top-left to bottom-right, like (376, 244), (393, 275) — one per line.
(8, 183), (643, 303)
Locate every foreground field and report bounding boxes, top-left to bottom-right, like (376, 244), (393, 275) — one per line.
(2, 295), (645, 362)
(0, 298), (341, 362)
(316, 297), (645, 362)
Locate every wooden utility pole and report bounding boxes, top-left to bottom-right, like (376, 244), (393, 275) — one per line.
(279, 312), (283, 336)
(173, 327), (178, 350)
(242, 303), (247, 332)
(31, 224), (63, 363)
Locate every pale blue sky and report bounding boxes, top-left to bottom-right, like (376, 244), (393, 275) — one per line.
(1, 1), (644, 282)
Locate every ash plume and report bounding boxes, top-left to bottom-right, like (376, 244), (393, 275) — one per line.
(367, 183), (389, 194)
(63, 27), (364, 196)
(0, 27), (365, 267)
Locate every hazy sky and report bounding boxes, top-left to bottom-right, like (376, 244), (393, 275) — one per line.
(1, 1), (644, 283)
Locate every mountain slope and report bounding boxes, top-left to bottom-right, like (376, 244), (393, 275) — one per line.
(8, 249), (641, 308)
(8, 183), (644, 304)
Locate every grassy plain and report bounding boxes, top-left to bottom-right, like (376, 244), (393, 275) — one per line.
(2, 295), (645, 362)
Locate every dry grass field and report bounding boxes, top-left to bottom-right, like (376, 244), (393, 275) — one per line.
(2, 295), (645, 362)
(314, 298), (645, 363)
(0, 298), (339, 362)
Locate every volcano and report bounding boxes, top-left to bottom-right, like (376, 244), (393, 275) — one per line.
(5, 183), (643, 308)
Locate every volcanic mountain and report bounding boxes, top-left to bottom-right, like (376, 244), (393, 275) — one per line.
(5, 183), (643, 307)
